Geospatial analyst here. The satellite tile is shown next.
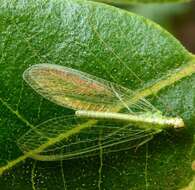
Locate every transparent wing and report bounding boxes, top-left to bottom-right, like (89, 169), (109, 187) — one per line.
(23, 64), (156, 113)
(17, 116), (160, 161)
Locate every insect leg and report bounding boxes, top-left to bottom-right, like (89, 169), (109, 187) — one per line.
(134, 135), (154, 152)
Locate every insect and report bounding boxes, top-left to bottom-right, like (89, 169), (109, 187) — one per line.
(18, 64), (185, 161)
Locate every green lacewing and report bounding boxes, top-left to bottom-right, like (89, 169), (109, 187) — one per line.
(18, 64), (185, 161)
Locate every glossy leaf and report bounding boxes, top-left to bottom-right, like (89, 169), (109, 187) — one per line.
(0, 0), (195, 190)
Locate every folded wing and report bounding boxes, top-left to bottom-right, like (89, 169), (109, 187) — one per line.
(23, 64), (155, 113)
(17, 116), (156, 161)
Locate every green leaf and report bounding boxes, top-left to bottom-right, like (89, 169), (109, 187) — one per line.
(0, 0), (195, 189)
(93, 0), (191, 5)
(130, 3), (189, 25)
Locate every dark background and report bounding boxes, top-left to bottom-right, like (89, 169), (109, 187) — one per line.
(113, 0), (195, 53)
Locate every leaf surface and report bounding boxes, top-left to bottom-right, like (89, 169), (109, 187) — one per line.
(0, 0), (195, 189)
